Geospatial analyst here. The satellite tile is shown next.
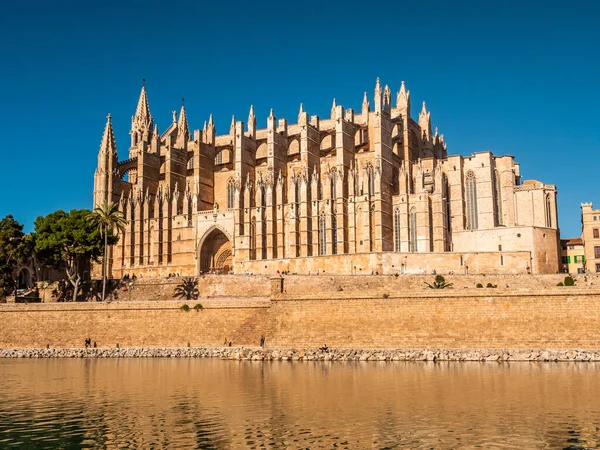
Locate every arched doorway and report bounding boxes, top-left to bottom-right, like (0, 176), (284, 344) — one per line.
(17, 268), (31, 289)
(199, 228), (232, 274)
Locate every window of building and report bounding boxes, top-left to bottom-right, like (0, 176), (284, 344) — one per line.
(227, 179), (235, 209)
(561, 256), (568, 264)
(595, 246), (600, 259)
(500, 255), (504, 266)
(320, 213), (327, 256)
(409, 207), (417, 252)
(545, 194), (552, 228)
(596, 263), (600, 273)
(394, 208), (401, 252)
(594, 228), (599, 239)
(574, 255), (578, 263)
(465, 170), (478, 230)
(294, 180), (300, 205)
(331, 170), (337, 200)
(494, 169), (503, 226)
(595, 216), (597, 221)
(215, 151), (223, 165)
(332, 213), (338, 255)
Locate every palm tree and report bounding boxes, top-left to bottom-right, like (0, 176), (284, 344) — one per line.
(174, 277), (199, 300)
(87, 201), (127, 302)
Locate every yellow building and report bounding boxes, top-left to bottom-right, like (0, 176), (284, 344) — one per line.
(560, 238), (585, 274)
(580, 203), (600, 272)
(93, 79), (561, 277)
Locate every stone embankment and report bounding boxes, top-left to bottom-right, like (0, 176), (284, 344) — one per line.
(2, 347), (600, 362)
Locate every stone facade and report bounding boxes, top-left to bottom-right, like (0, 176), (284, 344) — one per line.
(93, 79), (560, 277)
(560, 237), (585, 274)
(580, 202), (600, 272)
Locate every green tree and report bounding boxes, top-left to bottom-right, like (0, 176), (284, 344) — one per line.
(87, 201), (127, 302)
(0, 215), (33, 298)
(34, 209), (106, 302)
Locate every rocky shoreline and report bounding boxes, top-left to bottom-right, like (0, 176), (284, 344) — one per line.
(2, 347), (600, 361)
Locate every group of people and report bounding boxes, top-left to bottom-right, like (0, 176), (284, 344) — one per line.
(122, 274), (137, 280)
(223, 338), (233, 347)
(84, 337), (97, 348)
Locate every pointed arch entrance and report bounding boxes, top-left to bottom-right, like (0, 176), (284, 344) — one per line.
(199, 227), (232, 274)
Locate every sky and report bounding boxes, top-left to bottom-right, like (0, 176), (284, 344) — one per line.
(0, 0), (598, 237)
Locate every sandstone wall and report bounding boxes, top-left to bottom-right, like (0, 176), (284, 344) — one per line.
(3, 287), (600, 350)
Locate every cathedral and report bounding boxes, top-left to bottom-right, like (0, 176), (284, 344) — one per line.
(93, 79), (560, 276)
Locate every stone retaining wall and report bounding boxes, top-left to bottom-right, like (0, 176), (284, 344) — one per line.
(2, 347), (600, 362)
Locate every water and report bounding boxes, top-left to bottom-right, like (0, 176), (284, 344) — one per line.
(0, 359), (599, 449)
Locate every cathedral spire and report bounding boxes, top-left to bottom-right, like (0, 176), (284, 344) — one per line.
(362, 92), (370, 116)
(176, 99), (190, 146)
(134, 85), (152, 123)
(374, 77), (383, 112)
(331, 98), (337, 119)
(248, 105), (256, 137)
(99, 113), (117, 156)
(230, 115), (236, 135)
(396, 81), (411, 116)
(418, 101), (432, 139)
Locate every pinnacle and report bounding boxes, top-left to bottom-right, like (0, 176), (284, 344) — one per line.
(135, 85), (152, 122)
(299, 103), (304, 115)
(208, 114), (214, 126)
(269, 108), (274, 118)
(99, 113), (117, 155)
(421, 101), (427, 114)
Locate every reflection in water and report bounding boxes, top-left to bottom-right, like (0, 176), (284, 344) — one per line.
(0, 359), (599, 449)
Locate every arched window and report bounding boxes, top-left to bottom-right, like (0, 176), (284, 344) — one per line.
(294, 180), (300, 205)
(227, 179), (235, 209)
(331, 170), (337, 200)
(215, 151), (223, 165)
(465, 170), (478, 230)
(319, 213), (327, 255)
(394, 208), (401, 252)
(546, 194), (552, 228)
(409, 207), (417, 252)
(250, 217), (256, 260)
(369, 167), (375, 196)
(261, 187), (266, 207)
(261, 219), (267, 259)
(494, 170), (503, 226)
(332, 213), (338, 255)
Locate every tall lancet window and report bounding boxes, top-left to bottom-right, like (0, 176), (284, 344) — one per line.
(294, 179), (300, 205)
(331, 170), (337, 200)
(409, 207), (417, 252)
(215, 150), (223, 165)
(494, 170), (503, 226)
(394, 208), (401, 252)
(546, 194), (552, 228)
(250, 217), (256, 260)
(227, 179), (235, 209)
(320, 213), (327, 255)
(332, 213), (338, 255)
(367, 166), (375, 196)
(465, 170), (478, 230)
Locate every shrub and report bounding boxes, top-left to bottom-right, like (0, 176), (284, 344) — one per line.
(394, 273), (399, 278)
(564, 276), (575, 287)
(476, 283), (484, 288)
(557, 282), (564, 286)
(425, 275), (453, 289)
(486, 283), (497, 288)
(180, 304), (190, 312)
(193, 303), (204, 311)
(382, 293), (390, 299)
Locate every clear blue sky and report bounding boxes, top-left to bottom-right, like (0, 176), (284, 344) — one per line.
(0, 0), (598, 237)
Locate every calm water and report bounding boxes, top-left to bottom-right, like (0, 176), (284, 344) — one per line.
(0, 360), (599, 449)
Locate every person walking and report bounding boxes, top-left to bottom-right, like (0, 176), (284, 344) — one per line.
(259, 335), (265, 348)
